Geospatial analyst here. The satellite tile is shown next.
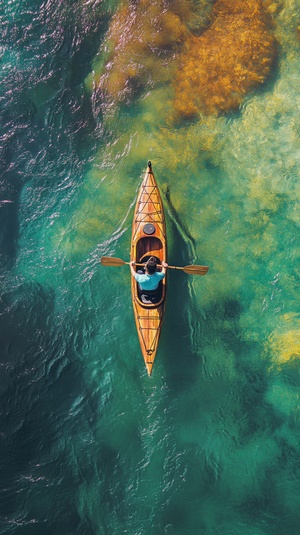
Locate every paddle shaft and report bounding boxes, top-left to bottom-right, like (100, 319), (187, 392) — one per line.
(100, 257), (208, 275)
(124, 261), (163, 268)
(128, 262), (190, 271)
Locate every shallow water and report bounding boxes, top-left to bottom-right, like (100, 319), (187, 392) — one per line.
(1, 1), (300, 534)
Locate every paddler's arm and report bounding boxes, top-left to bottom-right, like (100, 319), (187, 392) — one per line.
(130, 261), (136, 278)
(161, 260), (168, 275)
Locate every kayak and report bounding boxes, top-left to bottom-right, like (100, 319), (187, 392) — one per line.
(131, 161), (167, 375)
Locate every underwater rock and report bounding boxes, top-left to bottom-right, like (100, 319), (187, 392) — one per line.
(173, 0), (277, 117)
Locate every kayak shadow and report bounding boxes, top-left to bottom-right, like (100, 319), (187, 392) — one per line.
(161, 202), (202, 391)
(162, 276), (201, 392)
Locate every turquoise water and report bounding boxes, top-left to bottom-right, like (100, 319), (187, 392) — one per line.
(1, 0), (300, 533)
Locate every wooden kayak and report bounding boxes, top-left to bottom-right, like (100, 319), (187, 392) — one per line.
(131, 161), (167, 375)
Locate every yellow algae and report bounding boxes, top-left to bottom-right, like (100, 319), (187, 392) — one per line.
(266, 315), (300, 365)
(270, 329), (300, 364)
(173, 0), (277, 117)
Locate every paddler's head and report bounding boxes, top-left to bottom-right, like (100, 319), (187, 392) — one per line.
(146, 257), (157, 274)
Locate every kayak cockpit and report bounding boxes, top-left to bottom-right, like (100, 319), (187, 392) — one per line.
(133, 237), (166, 308)
(136, 236), (163, 261)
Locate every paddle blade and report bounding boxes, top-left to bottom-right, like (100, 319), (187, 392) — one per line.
(100, 256), (127, 267)
(182, 264), (209, 276)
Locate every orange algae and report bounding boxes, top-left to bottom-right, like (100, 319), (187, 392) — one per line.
(89, 0), (211, 102)
(173, 0), (277, 117)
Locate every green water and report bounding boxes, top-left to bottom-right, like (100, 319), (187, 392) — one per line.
(1, 0), (300, 533)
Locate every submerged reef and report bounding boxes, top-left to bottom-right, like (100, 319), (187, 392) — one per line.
(173, 0), (277, 117)
(85, 0), (279, 118)
(85, 0), (212, 103)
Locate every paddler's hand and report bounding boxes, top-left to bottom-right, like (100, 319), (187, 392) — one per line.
(162, 261), (168, 268)
(130, 261), (135, 266)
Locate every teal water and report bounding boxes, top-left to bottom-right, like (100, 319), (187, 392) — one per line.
(1, 0), (300, 533)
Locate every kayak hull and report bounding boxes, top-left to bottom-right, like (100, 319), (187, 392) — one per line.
(131, 161), (167, 375)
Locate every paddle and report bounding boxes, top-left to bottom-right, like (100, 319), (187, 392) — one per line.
(100, 256), (209, 276)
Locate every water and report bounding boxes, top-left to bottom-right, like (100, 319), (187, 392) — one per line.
(1, 0), (300, 533)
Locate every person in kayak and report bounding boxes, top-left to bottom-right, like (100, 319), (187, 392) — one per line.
(130, 256), (168, 291)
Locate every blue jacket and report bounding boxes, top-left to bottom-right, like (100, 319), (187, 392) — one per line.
(134, 271), (165, 291)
